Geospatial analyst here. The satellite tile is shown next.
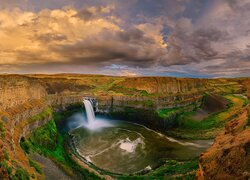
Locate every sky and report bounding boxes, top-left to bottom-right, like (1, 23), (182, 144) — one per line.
(0, 0), (249, 77)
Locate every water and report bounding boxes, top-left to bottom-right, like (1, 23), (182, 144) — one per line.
(69, 120), (211, 174)
(60, 101), (213, 174)
(69, 99), (112, 131)
(83, 99), (95, 124)
(64, 103), (212, 174)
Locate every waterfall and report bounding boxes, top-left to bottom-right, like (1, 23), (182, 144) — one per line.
(83, 99), (95, 124)
(80, 98), (112, 130)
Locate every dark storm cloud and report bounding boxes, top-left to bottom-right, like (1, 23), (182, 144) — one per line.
(195, 44), (250, 77)
(160, 0), (250, 69)
(226, 45), (250, 62)
(49, 28), (164, 68)
(75, 6), (111, 21)
(0, 0), (249, 77)
(161, 20), (228, 66)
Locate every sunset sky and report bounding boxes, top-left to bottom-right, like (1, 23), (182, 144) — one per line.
(0, 0), (249, 77)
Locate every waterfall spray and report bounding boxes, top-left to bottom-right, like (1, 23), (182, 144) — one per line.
(76, 98), (112, 130)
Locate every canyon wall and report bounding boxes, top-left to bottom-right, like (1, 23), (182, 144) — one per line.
(0, 74), (248, 179)
(196, 78), (250, 179)
(0, 75), (47, 111)
(0, 74), (207, 113)
(115, 77), (208, 94)
(196, 105), (250, 179)
(96, 92), (203, 112)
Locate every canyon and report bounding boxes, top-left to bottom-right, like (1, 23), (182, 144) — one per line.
(0, 74), (249, 179)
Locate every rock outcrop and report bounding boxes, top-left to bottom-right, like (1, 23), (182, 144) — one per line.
(96, 93), (202, 112)
(202, 93), (228, 113)
(196, 105), (250, 179)
(115, 77), (208, 94)
(0, 74), (248, 179)
(0, 75), (208, 113)
(0, 75), (47, 111)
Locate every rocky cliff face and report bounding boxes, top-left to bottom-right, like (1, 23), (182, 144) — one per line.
(97, 92), (202, 111)
(0, 75), (244, 112)
(202, 93), (228, 113)
(196, 105), (250, 179)
(115, 77), (208, 94)
(0, 75), (47, 111)
(0, 74), (248, 179)
(196, 78), (250, 179)
(0, 99), (50, 179)
(242, 79), (250, 98)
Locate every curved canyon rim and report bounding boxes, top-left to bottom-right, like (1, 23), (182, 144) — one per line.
(65, 100), (212, 174)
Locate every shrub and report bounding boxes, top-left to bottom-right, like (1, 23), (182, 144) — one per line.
(29, 120), (57, 150)
(28, 158), (43, 174)
(0, 160), (12, 175)
(20, 137), (32, 154)
(0, 121), (5, 138)
(15, 167), (30, 180)
(3, 149), (9, 161)
(145, 100), (154, 107)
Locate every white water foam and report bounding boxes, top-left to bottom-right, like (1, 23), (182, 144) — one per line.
(125, 121), (207, 148)
(119, 137), (144, 153)
(145, 166), (152, 171)
(82, 99), (204, 147)
(82, 99), (113, 131)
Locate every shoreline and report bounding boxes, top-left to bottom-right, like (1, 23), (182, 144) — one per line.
(67, 120), (213, 178)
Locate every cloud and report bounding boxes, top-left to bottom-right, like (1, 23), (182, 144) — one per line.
(0, 7), (119, 64)
(50, 27), (166, 68)
(0, 6), (168, 70)
(159, 0), (250, 72)
(75, 6), (113, 21)
(201, 44), (250, 77)
(0, 0), (249, 77)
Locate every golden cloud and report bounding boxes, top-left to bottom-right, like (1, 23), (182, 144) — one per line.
(0, 6), (168, 70)
(0, 7), (121, 64)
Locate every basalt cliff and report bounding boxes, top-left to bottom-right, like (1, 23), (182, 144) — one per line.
(0, 74), (249, 179)
(196, 79), (250, 179)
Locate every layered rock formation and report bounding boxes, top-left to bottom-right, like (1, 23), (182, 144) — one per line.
(0, 74), (248, 179)
(196, 79), (250, 179)
(115, 77), (208, 94)
(0, 75), (47, 111)
(196, 105), (250, 179)
(202, 93), (228, 113)
(97, 92), (203, 111)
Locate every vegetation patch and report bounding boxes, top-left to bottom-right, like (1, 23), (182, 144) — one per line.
(178, 95), (244, 129)
(110, 85), (154, 97)
(0, 160), (30, 180)
(166, 94), (246, 139)
(118, 159), (198, 180)
(157, 107), (182, 119)
(20, 113), (101, 180)
(29, 106), (53, 124)
(29, 119), (57, 150)
(0, 121), (5, 138)
(28, 158), (43, 174)
(0, 160), (12, 176)
(14, 167), (30, 180)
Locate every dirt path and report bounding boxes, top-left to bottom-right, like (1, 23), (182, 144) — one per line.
(71, 154), (114, 180)
(30, 153), (74, 180)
